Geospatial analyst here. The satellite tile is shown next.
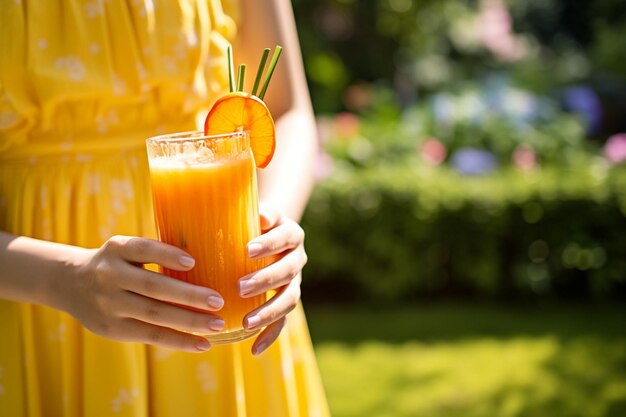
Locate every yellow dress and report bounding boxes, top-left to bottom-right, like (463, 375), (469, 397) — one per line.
(0, 1), (330, 416)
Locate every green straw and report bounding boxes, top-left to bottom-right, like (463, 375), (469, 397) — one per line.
(258, 45), (283, 100)
(251, 48), (270, 97)
(237, 64), (246, 92)
(227, 45), (235, 93)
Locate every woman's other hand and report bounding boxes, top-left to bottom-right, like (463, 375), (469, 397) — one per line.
(239, 205), (307, 355)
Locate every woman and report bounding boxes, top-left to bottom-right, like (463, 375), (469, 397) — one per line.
(0, 0), (330, 416)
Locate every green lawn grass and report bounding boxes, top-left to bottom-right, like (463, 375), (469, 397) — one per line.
(304, 303), (626, 417)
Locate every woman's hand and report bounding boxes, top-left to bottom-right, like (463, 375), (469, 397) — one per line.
(238, 205), (308, 355)
(60, 236), (225, 352)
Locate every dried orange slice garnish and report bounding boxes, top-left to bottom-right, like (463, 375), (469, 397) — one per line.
(204, 92), (276, 169)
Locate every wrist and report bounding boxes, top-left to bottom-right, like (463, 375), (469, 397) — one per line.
(42, 243), (91, 313)
(0, 233), (89, 311)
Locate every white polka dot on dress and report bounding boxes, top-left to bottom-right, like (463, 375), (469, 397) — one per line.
(110, 179), (134, 200)
(111, 387), (139, 413)
(136, 63), (147, 80)
(153, 347), (174, 361)
(84, 1), (104, 18)
(162, 56), (178, 73)
(0, 111), (18, 130)
(55, 56), (86, 81)
(196, 361), (218, 392)
(111, 73), (127, 95)
(76, 153), (94, 163)
(59, 142), (73, 151)
(85, 174), (102, 195)
(112, 198), (126, 214)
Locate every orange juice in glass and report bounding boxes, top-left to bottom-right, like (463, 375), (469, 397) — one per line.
(146, 130), (265, 344)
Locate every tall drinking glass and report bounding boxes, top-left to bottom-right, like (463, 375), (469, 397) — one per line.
(146, 130), (265, 344)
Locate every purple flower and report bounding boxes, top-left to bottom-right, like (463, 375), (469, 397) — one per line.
(562, 85), (603, 136)
(603, 133), (626, 164)
(451, 147), (498, 175)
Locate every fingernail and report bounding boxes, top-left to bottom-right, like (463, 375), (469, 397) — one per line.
(246, 315), (261, 329)
(253, 342), (269, 356)
(179, 255), (195, 268)
(196, 340), (211, 351)
(247, 242), (263, 258)
(209, 318), (225, 331)
(207, 296), (224, 310)
(239, 279), (256, 296)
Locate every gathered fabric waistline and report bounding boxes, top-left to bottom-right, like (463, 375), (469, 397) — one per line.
(0, 122), (195, 163)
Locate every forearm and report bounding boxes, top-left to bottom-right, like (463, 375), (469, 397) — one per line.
(237, 0), (317, 221)
(258, 107), (318, 221)
(0, 231), (83, 309)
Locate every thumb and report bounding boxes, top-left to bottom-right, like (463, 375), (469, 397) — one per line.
(259, 204), (281, 232)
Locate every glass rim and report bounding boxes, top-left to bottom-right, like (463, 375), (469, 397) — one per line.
(146, 130), (249, 145)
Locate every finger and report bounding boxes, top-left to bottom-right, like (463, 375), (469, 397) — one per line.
(107, 235), (195, 271)
(120, 266), (225, 311)
(117, 318), (212, 353)
(239, 247), (306, 297)
(251, 316), (286, 356)
(243, 277), (301, 331)
(117, 291), (224, 334)
(247, 220), (304, 259)
(258, 204), (281, 232)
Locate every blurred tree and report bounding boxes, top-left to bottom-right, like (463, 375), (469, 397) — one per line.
(293, 0), (626, 122)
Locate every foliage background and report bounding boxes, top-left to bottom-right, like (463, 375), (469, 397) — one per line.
(289, 1), (626, 416)
(292, 0), (626, 302)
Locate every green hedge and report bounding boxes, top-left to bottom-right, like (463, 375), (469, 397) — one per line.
(301, 162), (626, 302)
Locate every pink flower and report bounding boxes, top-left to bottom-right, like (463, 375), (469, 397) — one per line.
(512, 145), (538, 171)
(334, 112), (360, 139)
(343, 82), (373, 111)
(604, 133), (626, 164)
(315, 151), (335, 181)
(420, 138), (447, 165)
(476, 0), (527, 62)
